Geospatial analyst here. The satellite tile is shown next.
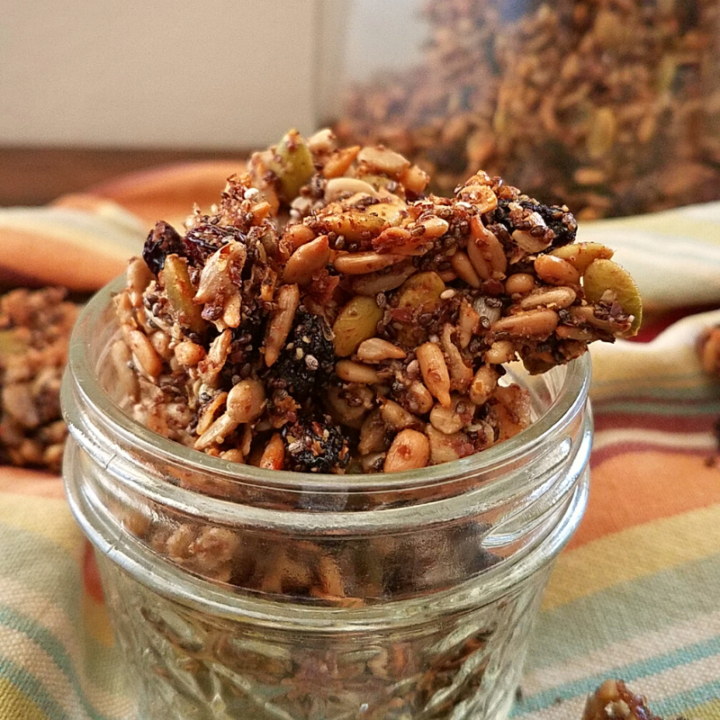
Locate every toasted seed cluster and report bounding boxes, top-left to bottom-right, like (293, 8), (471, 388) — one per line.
(336, 0), (720, 219)
(582, 680), (663, 720)
(114, 128), (640, 475)
(0, 288), (79, 471)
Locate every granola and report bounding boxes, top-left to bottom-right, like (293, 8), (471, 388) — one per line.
(0, 287), (79, 471)
(335, 0), (720, 220)
(67, 134), (615, 718)
(112, 128), (640, 477)
(582, 680), (664, 720)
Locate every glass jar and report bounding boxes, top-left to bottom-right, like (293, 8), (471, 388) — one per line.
(329, 0), (720, 219)
(62, 277), (592, 720)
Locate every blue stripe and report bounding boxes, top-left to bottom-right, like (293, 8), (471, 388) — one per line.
(513, 635), (720, 716)
(0, 656), (70, 720)
(0, 605), (122, 720)
(526, 554), (720, 672)
(653, 678), (720, 716)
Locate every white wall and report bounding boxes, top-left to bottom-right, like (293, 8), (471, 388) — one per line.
(0, 0), (425, 149)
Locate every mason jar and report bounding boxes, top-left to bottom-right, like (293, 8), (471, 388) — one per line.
(330, 0), (720, 219)
(62, 277), (592, 720)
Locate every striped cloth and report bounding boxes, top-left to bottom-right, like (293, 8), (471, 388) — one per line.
(1, 194), (719, 720)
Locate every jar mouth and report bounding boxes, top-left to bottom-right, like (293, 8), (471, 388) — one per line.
(66, 275), (591, 492)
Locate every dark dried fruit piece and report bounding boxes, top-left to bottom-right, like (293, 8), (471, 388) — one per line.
(269, 311), (335, 402)
(490, 199), (577, 248)
(184, 224), (245, 266)
(519, 200), (578, 248)
(282, 415), (350, 473)
(142, 221), (186, 275)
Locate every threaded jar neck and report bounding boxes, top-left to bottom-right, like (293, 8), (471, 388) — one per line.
(62, 277), (592, 622)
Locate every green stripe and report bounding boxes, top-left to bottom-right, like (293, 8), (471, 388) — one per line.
(515, 554), (720, 716)
(0, 657), (71, 720)
(0, 524), (124, 696)
(526, 552), (720, 671)
(513, 634), (720, 716)
(595, 401), (720, 416)
(0, 605), (124, 720)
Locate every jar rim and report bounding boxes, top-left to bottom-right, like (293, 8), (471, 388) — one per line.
(67, 276), (591, 492)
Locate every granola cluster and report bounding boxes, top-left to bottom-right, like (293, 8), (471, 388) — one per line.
(112, 128), (640, 477)
(582, 680), (663, 720)
(336, 0), (720, 219)
(0, 288), (79, 471)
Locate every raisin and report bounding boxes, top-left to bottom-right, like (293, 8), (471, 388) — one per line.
(518, 200), (577, 247)
(142, 221), (186, 275)
(268, 311), (335, 402)
(282, 415), (350, 473)
(489, 199), (577, 248)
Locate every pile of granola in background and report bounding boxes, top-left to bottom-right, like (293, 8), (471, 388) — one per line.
(113, 128), (640, 477)
(336, 0), (720, 220)
(0, 288), (79, 472)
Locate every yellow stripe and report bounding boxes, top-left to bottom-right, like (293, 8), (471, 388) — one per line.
(594, 215), (720, 246)
(690, 697), (720, 720)
(0, 677), (51, 720)
(82, 594), (115, 648)
(543, 505), (720, 610)
(0, 494), (82, 557)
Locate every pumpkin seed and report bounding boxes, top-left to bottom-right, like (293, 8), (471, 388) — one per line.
(395, 271), (446, 345)
(583, 259), (643, 336)
(333, 296), (383, 357)
(162, 254), (205, 334)
(320, 210), (389, 241)
(396, 271), (445, 312)
(268, 129), (314, 200)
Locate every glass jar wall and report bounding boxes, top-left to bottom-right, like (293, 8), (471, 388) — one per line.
(331, 0), (720, 219)
(62, 279), (592, 720)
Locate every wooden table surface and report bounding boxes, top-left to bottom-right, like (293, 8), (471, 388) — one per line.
(0, 146), (244, 207)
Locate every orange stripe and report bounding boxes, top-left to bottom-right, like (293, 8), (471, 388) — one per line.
(568, 449), (720, 550)
(0, 468), (64, 499)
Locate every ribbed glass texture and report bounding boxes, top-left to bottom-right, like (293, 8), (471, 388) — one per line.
(62, 279), (592, 720)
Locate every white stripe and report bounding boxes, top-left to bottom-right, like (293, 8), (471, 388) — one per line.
(593, 428), (716, 453)
(523, 609), (720, 696)
(0, 576), (80, 656)
(579, 227), (720, 308)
